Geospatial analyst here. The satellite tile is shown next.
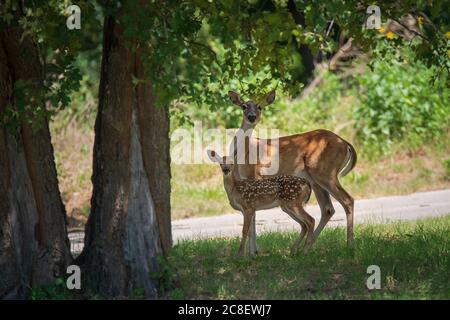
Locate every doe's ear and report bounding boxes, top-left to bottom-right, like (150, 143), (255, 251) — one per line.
(228, 91), (243, 107)
(207, 150), (221, 163)
(265, 90), (276, 106)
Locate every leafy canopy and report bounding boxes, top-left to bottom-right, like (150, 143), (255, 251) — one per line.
(0, 0), (448, 127)
(0, 0), (100, 131)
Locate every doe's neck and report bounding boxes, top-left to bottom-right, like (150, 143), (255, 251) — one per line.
(239, 119), (256, 132)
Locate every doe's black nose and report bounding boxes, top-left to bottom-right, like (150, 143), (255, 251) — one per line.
(248, 115), (257, 123)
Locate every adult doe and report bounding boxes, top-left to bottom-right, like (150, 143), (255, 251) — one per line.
(228, 90), (357, 254)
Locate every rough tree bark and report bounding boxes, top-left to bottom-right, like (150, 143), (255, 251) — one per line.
(0, 24), (71, 299)
(78, 13), (171, 299)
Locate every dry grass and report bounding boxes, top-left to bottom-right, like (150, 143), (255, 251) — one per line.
(51, 121), (94, 229)
(342, 144), (450, 200)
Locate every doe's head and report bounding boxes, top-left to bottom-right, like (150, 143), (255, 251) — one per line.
(228, 90), (276, 125)
(207, 150), (234, 176)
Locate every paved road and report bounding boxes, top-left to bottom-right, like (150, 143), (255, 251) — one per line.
(172, 189), (450, 242)
(69, 189), (450, 253)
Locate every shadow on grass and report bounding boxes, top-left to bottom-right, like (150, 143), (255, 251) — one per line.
(167, 215), (450, 299)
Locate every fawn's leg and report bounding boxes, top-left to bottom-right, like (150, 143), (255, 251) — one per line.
(238, 210), (254, 256)
(281, 205), (307, 255)
(248, 214), (258, 255)
(290, 206), (315, 254)
(291, 221), (307, 254)
(299, 208), (316, 252)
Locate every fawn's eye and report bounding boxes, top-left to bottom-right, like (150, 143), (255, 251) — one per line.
(257, 106), (262, 111)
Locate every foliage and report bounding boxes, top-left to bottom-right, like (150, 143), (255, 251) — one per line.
(0, 0), (101, 131)
(2, 0), (449, 128)
(262, 71), (348, 133)
(150, 255), (181, 297)
(113, 0), (450, 110)
(31, 277), (74, 300)
(323, 0), (450, 79)
(443, 159), (450, 180)
(115, 0), (303, 109)
(53, 71), (99, 131)
(355, 44), (450, 155)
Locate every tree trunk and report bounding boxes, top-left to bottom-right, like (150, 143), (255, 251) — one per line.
(287, 0), (316, 81)
(0, 25), (71, 299)
(79, 14), (171, 299)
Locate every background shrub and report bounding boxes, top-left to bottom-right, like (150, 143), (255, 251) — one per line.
(354, 46), (450, 156)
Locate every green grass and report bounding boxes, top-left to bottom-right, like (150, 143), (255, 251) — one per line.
(443, 158), (450, 180)
(31, 278), (79, 300)
(166, 215), (450, 299)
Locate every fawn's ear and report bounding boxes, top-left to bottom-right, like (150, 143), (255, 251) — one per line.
(228, 91), (243, 107)
(207, 150), (221, 163)
(264, 90), (276, 106)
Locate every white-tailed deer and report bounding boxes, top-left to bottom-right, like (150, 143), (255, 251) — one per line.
(207, 150), (314, 256)
(228, 90), (357, 254)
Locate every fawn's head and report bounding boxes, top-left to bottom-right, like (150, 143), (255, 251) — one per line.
(228, 90), (276, 126)
(207, 150), (234, 176)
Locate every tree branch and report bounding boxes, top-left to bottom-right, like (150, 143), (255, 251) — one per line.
(183, 39), (219, 64)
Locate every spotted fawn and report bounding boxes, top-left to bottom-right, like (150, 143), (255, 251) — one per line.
(207, 150), (315, 256)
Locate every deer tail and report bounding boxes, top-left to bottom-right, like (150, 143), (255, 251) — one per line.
(340, 141), (357, 177)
